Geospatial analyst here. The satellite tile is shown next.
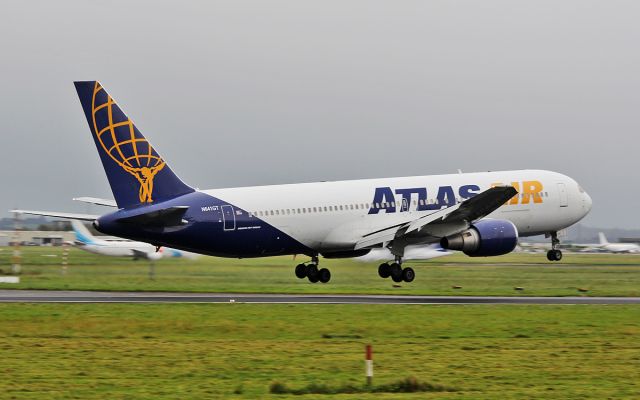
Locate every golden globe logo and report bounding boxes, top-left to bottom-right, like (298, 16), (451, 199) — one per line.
(91, 82), (165, 203)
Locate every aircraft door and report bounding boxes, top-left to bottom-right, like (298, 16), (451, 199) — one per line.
(557, 183), (568, 207)
(221, 205), (236, 231)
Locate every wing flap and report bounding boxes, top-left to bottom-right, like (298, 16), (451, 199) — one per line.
(354, 225), (399, 250)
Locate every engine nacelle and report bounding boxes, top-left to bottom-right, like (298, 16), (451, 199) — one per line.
(440, 219), (518, 257)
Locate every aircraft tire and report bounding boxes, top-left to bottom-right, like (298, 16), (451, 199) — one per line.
(318, 268), (331, 283)
(306, 263), (318, 276)
(553, 249), (563, 261)
(390, 263), (403, 282)
(401, 267), (415, 283)
(546, 250), (555, 261)
(378, 263), (391, 278)
(295, 263), (307, 279)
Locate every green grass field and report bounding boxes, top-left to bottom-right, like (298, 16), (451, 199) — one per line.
(1, 248), (639, 399)
(0, 247), (639, 296)
(0, 303), (639, 399)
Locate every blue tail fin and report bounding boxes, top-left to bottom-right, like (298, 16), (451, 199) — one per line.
(71, 220), (96, 245)
(74, 81), (193, 209)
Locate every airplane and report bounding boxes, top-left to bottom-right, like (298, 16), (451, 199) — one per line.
(570, 232), (640, 254)
(596, 233), (640, 253)
(70, 220), (198, 260)
(13, 81), (593, 284)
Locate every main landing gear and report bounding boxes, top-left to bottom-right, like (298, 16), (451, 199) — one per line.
(546, 231), (563, 262)
(295, 256), (331, 283)
(378, 256), (415, 283)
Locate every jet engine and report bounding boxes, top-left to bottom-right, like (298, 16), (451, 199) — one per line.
(440, 219), (518, 257)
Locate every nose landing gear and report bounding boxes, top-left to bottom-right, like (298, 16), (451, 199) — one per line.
(546, 231), (563, 261)
(378, 256), (415, 283)
(295, 256), (331, 283)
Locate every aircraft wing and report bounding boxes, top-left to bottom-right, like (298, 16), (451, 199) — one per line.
(11, 209), (99, 221)
(73, 197), (117, 207)
(354, 186), (517, 250)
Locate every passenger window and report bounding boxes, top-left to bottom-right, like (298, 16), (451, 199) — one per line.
(339, 205), (343, 211)
(313, 207), (317, 212)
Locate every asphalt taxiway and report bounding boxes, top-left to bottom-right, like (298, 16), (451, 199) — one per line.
(0, 290), (638, 304)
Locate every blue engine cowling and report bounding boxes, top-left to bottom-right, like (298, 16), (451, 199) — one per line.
(440, 219), (518, 257)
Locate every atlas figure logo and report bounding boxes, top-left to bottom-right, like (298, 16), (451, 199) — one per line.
(368, 180), (543, 214)
(90, 82), (165, 203)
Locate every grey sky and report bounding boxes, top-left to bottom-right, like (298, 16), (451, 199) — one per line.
(1, 1), (638, 228)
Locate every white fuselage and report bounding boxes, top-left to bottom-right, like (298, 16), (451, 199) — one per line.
(601, 243), (640, 253)
(203, 169), (592, 252)
(77, 238), (159, 257)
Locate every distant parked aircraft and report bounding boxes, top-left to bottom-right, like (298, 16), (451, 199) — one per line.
(71, 220), (198, 260)
(594, 233), (640, 253)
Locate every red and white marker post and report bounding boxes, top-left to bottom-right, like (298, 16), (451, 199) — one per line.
(365, 344), (373, 386)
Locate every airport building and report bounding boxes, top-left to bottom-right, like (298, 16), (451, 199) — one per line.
(0, 231), (74, 246)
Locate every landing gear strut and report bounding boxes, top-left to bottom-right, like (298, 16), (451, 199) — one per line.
(295, 256), (331, 283)
(378, 256), (415, 283)
(546, 231), (563, 262)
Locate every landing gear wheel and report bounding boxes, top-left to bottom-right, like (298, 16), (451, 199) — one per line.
(546, 231), (563, 262)
(401, 267), (415, 283)
(390, 263), (403, 283)
(378, 263), (391, 278)
(546, 249), (563, 261)
(318, 268), (331, 283)
(546, 250), (555, 261)
(554, 249), (563, 261)
(306, 264), (319, 283)
(295, 263), (307, 279)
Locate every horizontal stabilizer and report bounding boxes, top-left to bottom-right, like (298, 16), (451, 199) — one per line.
(73, 197), (117, 207)
(116, 206), (189, 227)
(11, 209), (99, 221)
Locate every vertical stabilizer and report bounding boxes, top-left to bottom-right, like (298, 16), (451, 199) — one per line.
(598, 232), (609, 245)
(71, 220), (99, 245)
(74, 81), (194, 208)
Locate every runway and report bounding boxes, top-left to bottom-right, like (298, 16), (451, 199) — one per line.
(0, 290), (638, 304)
